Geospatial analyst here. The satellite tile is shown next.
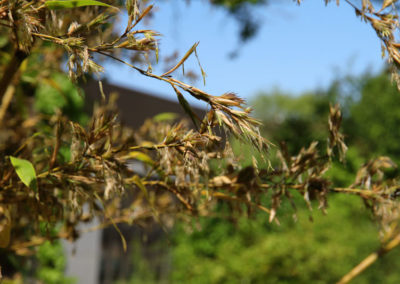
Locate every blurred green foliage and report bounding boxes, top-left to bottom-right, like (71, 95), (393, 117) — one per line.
(36, 241), (75, 284)
(0, 240), (74, 284)
(170, 195), (400, 284)
(34, 73), (88, 125)
(345, 71), (400, 161)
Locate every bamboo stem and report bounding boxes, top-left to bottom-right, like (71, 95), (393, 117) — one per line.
(337, 233), (400, 284)
(0, 49), (28, 99)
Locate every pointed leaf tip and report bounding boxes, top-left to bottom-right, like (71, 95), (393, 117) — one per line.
(10, 156), (37, 191)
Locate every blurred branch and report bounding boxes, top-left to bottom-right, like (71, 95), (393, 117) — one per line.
(337, 233), (400, 284)
(0, 84), (15, 126)
(0, 49), (28, 99)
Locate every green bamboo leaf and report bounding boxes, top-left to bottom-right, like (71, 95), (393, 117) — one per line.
(194, 48), (207, 85)
(381, 0), (396, 11)
(45, 0), (116, 10)
(171, 85), (199, 129)
(10, 156), (37, 191)
(129, 151), (155, 166)
(153, 112), (179, 123)
(161, 42), (199, 77)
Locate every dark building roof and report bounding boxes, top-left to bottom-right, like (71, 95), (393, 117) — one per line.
(82, 80), (205, 129)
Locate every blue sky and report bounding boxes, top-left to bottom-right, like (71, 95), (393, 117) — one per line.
(105, 0), (384, 107)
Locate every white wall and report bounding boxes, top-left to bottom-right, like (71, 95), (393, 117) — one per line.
(63, 220), (102, 284)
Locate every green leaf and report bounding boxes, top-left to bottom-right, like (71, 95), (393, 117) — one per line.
(45, 0), (116, 10)
(161, 42), (199, 77)
(194, 48), (207, 86)
(171, 85), (199, 129)
(153, 112), (179, 123)
(129, 151), (155, 166)
(10, 156), (37, 191)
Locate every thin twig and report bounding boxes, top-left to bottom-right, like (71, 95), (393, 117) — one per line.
(95, 50), (175, 84)
(332, 187), (387, 200)
(202, 190), (271, 215)
(344, 0), (358, 10)
(144, 180), (194, 212)
(0, 84), (15, 126)
(49, 118), (62, 169)
(129, 143), (184, 151)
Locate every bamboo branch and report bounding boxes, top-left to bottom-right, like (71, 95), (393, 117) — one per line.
(129, 142), (185, 151)
(49, 119), (62, 169)
(337, 233), (400, 284)
(0, 84), (15, 127)
(202, 190), (271, 215)
(332, 187), (387, 200)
